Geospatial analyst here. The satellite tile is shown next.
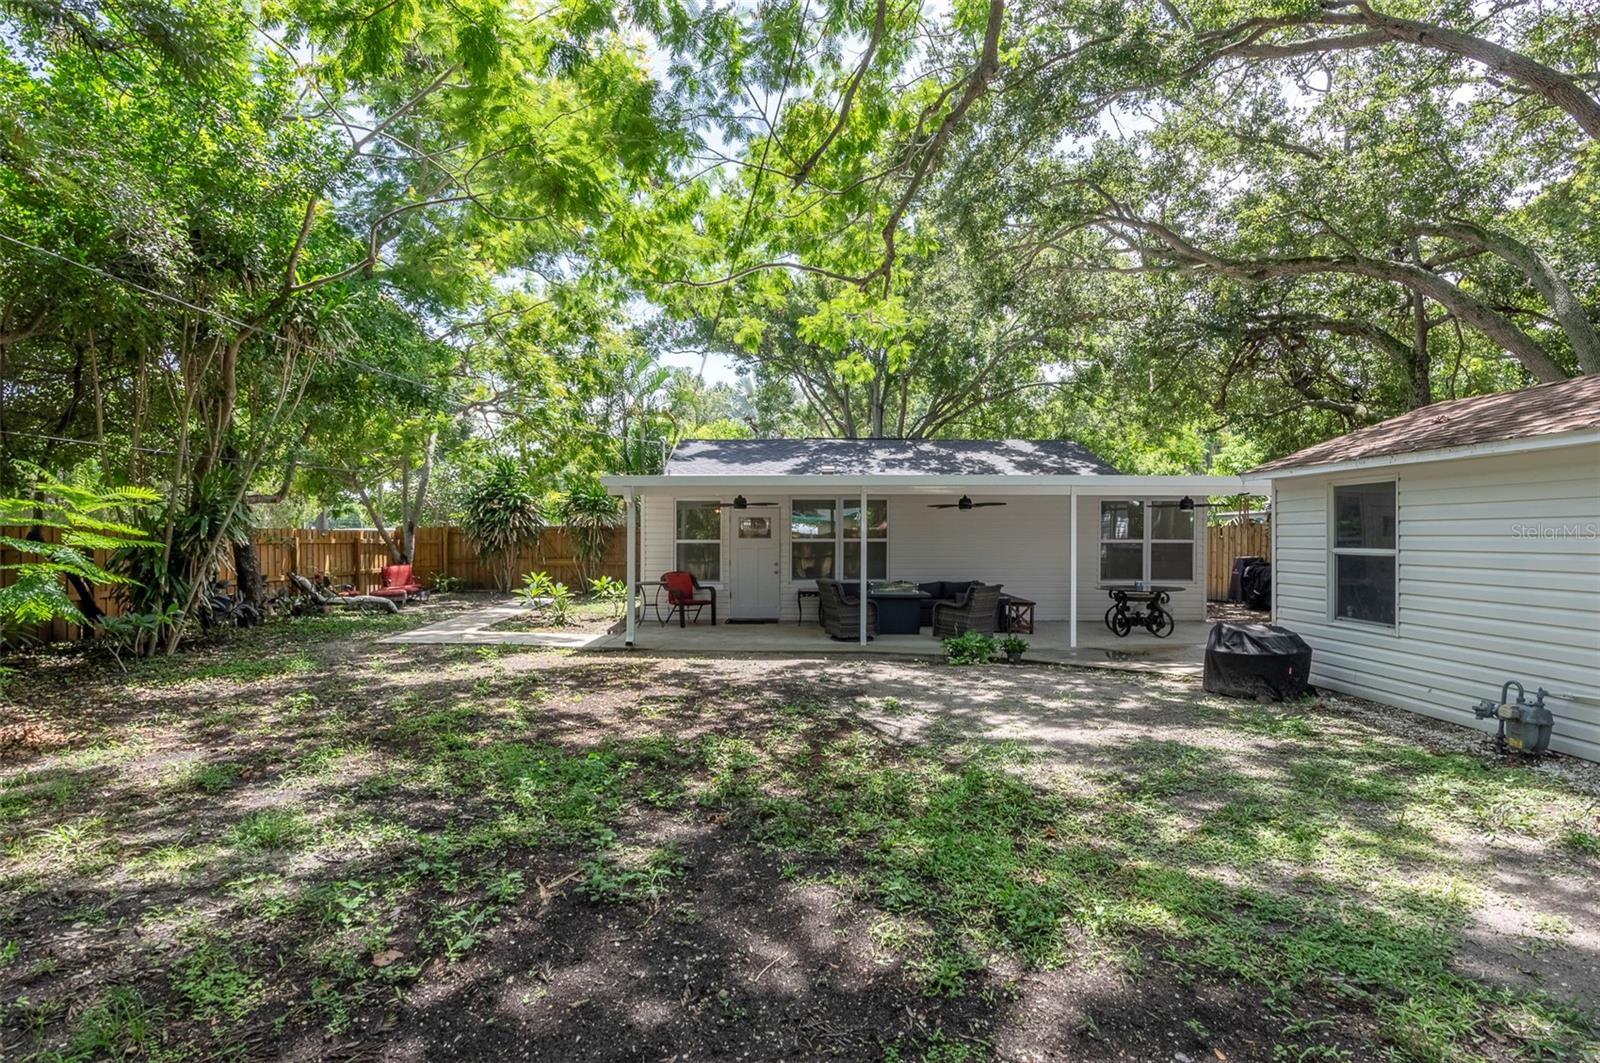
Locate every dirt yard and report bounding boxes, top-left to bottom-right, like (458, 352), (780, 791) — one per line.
(1, 597), (1597, 1062)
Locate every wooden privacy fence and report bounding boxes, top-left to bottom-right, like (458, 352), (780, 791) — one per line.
(1205, 520), (1272, 601)
(255, 526), (625, 593)
(0, 524), (626, 642)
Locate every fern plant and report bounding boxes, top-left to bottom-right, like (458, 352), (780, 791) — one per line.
(0, 462), (159, 645)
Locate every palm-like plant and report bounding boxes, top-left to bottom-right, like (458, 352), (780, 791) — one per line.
(461, 458), (546, 593)
(557, 477), (622, 587)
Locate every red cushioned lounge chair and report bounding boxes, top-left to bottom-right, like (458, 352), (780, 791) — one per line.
(661, 570), (716, 627)
(369, 563), (427, 604)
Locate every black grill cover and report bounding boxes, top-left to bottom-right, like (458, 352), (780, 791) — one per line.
(1203, 623), (1313, 701)
(1241, 560), (1272, 610)
(1228, 555), (1265, 602)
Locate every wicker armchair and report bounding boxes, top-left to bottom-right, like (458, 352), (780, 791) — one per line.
(931, 582), (1002, 637)
(816, 578), (877, 640)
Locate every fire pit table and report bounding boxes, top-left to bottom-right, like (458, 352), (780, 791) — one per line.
(867, 583), (931, 635)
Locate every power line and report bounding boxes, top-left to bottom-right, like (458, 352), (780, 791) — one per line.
(0, 231), (662, 451)
(0, 230), (460, 399)
(0, 429), (373, 476)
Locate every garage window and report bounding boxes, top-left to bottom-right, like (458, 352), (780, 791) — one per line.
(1331, 481), (1396, 626)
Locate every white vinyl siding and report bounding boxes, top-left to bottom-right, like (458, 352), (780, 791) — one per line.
(1075, 495), (1207, 629)
(1272, 444), (1600, 762)
(640, 492), (1208, 630)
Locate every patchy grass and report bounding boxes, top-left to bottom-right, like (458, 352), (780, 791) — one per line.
(1, 603), (1596, 1061)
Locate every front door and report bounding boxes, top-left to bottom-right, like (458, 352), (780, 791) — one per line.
(730, 508), (780, 620)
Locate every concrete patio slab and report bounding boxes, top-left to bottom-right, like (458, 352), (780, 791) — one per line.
(384, 601), (1212, 676)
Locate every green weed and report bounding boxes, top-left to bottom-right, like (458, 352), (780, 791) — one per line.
(226, 807), (307, 851)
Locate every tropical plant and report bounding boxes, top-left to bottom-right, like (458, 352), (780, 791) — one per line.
(0, 462), (159, 645)
(557, 479), (623, 587)
(589, 575), (626, 617)
(542, 582), (576, 627)
(515, 571), (557, 603)
(998, 635), (1029, 661)
(516, 572), (575, 625)
(100, 605), (185, 670)
(942, 631), (996, 666)
(461, 460), (547, 593)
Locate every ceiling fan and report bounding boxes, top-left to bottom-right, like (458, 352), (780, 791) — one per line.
(928, 495), (1007, 510)
(727, 494), (778, 509)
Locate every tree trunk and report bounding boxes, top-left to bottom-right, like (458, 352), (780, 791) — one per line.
(233, 537), (263, 609)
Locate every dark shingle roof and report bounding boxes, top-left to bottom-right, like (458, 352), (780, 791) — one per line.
(1251, 374), (1600, 474)
(664, 438), (1120, 476)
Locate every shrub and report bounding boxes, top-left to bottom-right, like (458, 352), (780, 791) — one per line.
(515, 571), (555, 603)
(515, 572), (575, 626)
(460, 459), (546, 593)
(589, 575), (626, 616)
(543, 581), (576, 626)
(556, 478), (622, 586)
(942, 630), (995, 665)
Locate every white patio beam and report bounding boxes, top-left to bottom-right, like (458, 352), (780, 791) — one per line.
(1068, 486), (1077, 650)
(858, 486), (868, 645)
(623, 491), (636, 648)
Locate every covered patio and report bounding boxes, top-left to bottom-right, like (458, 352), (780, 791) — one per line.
(601, 438), (1269, 653)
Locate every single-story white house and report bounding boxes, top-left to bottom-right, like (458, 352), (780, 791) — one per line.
(601, 439), (1266, 647)
(1252, 374), (1600, 762)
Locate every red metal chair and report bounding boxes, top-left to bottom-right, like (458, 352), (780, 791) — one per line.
(661, 571), (716, 627)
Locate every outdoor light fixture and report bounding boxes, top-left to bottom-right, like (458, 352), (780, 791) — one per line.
(1179, 496), (1195, 511)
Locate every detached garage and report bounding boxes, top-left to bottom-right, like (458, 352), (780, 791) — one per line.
(1253, 375), (1600, 761)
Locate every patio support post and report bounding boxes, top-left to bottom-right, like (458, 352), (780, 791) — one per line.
(858, 486), (868, 645)
(624, 491), (636, 648)
(1069, 488), (1078, 649)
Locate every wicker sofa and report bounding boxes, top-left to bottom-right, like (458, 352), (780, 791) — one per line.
(816, 578), (878, 640)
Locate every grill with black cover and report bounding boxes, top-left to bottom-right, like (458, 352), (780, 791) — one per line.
(1203, 623), (1313, 701)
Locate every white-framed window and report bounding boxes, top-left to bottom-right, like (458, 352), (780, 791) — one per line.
(1098, 499), (1196, 583)
(790, 499), (836, 579)
(1330, 480), (1396, 627)
(675, 501), (722, 582)
(1150, 501), (1196, 582)
(790, 497), (888, 581)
